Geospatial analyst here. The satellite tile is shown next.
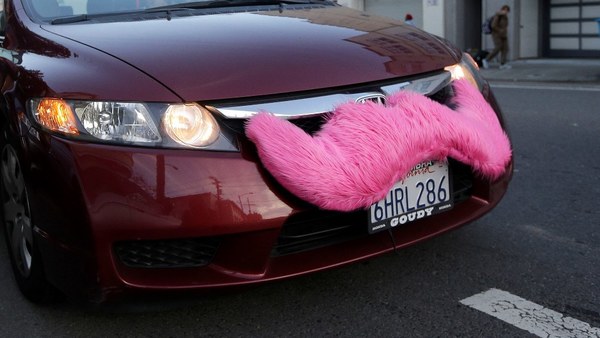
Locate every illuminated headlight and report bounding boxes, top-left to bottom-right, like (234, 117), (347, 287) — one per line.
(163, 104), (219, 147)
(444, 53), (486, 90)
(29, 99), (223, 149)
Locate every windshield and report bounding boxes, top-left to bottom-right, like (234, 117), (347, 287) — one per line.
(25, 0), (318, 19)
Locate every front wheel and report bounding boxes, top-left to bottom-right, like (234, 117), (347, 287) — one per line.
(1, 143), (56, 303)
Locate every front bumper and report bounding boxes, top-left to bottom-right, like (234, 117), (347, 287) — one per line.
(30, 130), (512, 302)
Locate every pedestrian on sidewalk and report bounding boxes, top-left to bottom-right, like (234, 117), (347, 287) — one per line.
(483, 5), (511, 70)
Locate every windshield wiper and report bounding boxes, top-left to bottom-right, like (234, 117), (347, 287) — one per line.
(51, 14), (90, 24)
(50, 0), (332, 24)
(50, 6), (192, 25)
(148, 1), (248, 11)
(148, 0), (329, 11)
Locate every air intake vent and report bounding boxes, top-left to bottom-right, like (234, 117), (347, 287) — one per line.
(272, 210), (368, 257)
(114, 237), (221, 268)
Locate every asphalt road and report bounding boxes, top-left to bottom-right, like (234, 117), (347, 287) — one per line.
(0, 83), (599, 337)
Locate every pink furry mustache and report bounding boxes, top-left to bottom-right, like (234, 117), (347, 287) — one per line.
(246, 79), (512, 211)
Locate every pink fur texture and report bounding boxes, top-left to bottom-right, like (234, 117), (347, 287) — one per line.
(246, 79), (511, 211)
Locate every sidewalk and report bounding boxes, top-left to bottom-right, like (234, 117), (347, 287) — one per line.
(479, 58), (600, 85)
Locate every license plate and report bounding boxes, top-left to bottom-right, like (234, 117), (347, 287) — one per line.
(368, 160), (453, 234)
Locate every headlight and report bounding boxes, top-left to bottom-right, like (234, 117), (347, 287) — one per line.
(163, 104), (219, 147)
(77, 101), (161, 143)
(444, 53), (486, 90)
(29, 99), (228, 150)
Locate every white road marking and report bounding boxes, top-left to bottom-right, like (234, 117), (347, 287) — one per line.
(460, 288), (600, 338)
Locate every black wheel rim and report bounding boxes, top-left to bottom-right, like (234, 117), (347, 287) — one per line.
(1, 145), (33, 278)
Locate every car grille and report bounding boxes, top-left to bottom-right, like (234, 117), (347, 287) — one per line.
(215, 73), (455, 137)
(271, 159), (473, 257)
(114, 237), (221, 268)
(451, 160), (474, 204)
(289, 114), (330, 135)
(217, 114), (329, 136)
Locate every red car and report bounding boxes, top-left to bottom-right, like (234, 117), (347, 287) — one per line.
(0, 0), (512, 303)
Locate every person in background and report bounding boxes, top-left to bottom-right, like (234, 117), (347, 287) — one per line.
(483, 5), (511, 70)
(404, 13), (415, 26)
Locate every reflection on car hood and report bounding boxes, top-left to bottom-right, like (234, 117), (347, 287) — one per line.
(43, 6), (460, 101)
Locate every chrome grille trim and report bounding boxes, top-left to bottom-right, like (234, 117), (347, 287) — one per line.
(210, 71), (451, 119)
(355, 93), (387, 105)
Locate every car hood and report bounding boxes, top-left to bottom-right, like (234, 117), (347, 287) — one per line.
(43, 6), (460, 102)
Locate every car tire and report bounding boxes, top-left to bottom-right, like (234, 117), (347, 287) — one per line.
(0, 140), (57, 303)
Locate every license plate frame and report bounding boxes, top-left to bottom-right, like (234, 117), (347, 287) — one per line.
(368, 160), (454, 234)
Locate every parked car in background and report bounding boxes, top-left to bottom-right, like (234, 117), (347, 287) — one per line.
(0, 0), (512, 303)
